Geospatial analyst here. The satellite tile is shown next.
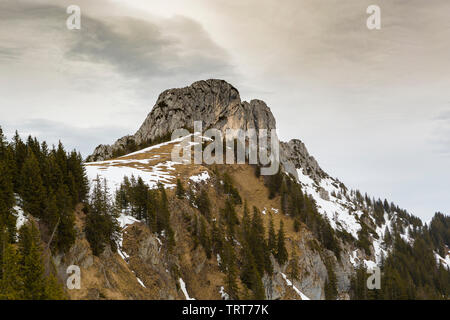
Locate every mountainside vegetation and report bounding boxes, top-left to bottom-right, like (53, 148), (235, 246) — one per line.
(1, 125), (449, 300)
(0, 127), (88, 299)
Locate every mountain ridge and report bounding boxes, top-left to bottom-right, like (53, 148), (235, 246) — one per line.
(81, 79), (449, 299)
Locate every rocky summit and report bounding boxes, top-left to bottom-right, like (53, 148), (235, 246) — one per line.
(2, 79), (447, 301)
(88, 79), (277, 162)
(79, 79), (449, 300)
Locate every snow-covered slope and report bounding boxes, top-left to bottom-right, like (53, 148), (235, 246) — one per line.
(294, 165), (415, 270)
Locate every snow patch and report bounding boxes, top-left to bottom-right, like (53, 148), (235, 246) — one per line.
(435, 251), (450, 270)
(13, 206), (28, 231)
(136, 277), (146, 288)
(189, 171), (210, 183)
(296, 169), (361, 239)
(219, 286), (229, 300)
(179, 278), (195, 300)
(216, 254), (222, 267)
(280, 273), (311, 300)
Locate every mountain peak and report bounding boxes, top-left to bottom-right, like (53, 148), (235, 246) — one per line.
(88, 79), (275, 161)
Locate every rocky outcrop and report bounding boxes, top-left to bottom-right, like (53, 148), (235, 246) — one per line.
(280, 139), (327, 183)
(87, 79), (330, 191)
(88, 79), (277, 161)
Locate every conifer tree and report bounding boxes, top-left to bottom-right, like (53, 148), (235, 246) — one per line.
(289, 248), (300, 283)
(156, 183), (171, 233)
(223, 240), (239, 299)
(276, 220), (288, 266)
(222, 198), (239, 238)
(293, 217), (301, 233)
(12, 131), (27, 191)
(85, 177), (120, 256)
(54, 184), (76, 253)
(19, 222), (47, 300)
(250, 207), (271, 275)
(240, 245), (265, 299)
(199, 216), (212, 258)
(43, 273), (66, 300)
(176, 179), (185, 199)
(268, 214), (276, 255)
(0, 242), (24, 299)
(211, 220), (224, 256)
(241, 202), (251, 243)
(20, 151), (47, 218)
(0, 161), (16, 242)
(324, 257), (338, 300)
(196, 189), (211, 220)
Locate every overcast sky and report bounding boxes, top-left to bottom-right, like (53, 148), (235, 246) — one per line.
(1, 0), (449, 221)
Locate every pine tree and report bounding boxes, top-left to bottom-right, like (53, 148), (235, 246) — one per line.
(176, 179), (185, 199)
(12, 131), (27, 192)
(0, 161), (16, 242)
(268, 214), (276, 255)
(19, 222), (47, 300)
(85, 177), (120, 256)
(196, 189), (211, 220)
(223, 240), (239, 299)
(222, 199), (239, 238)
(324, 257), (338, 300)
(156, 183), (171, 234)
(54, 184), (76, 253)
(240, 245), (265, 299)
(0, 242), (24, 299)
(241, 202), (251, 244)
(43, 273), (66, 300)
(276, 220), (288, 266)
(289, 248), (300, 283)
(20, 151), (47, 218)
(211, 220), (224, 256)
(250, 207), (264, 274)
(44, 190), (59, 234)
(199, 216), (212, 258)
(293, 217), (301, 232)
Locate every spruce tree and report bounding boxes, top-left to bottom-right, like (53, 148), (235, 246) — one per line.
(20, 151), (47, 218)
(0, 161), (16, 242)
(276, 220), (288, 266)
(19, 222), (47, 300)
(250, 207), (270, 275)
(0, 242), (24, 299)
(289, 248), (300, 283)
(241, 202), (251, 244)
(268, 214), (276, 254)
(54, 184), (76, 253)
(85, 177), (120, 256)
(199, 216), (212, 258)
(223, 240), (239, 299)
(176, 179), (185, 199)
(196, 189), (211, 220)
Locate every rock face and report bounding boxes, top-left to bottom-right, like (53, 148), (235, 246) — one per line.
(87, 78), (328, 191)
(280, 139), (327, 183)
(88, 79), (277, 161)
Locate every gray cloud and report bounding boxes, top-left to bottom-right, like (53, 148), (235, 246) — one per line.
(65, 14), (234, 82)
(0, 46), (21, 60)
(0, 0), (235, 83)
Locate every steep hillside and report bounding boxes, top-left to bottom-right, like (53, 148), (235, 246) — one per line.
(80, 79), (449, 300)
(2, 80), (447, 300)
